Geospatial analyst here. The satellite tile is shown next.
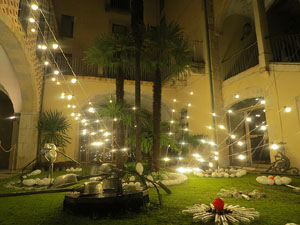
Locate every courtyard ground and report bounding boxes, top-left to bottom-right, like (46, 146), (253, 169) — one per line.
(0, 172), (300, 225)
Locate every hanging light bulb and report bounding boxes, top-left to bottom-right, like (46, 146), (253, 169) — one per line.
(284, 107), (292, 112)
(189, 91), (194, 95)
(95, 120), (100, 123)
(163, 157), (170, 162)
(41, 45), (47, 50)
(103, 132), (110, 137)
(72, 105), (76, 109)
(113, 117), (117, 122)
(54, 70), (59, 75)
(237, 141), (243, 146)
(230, 134), (236, 139)
(246, 117), (252, 122)
(212, 113), (216, 117)
(51, 77), (56, 82)
(255, 114), (261, 117)
(214, 151), (219, 155)
(60, 93), (65, 99)
(172, 109), (176, 112)
(260, 100), (266, 104)
(209, 141), (216, 146)
(109, 99), (112, 103)
(77, 113), (81, 117)
(29, 18), (35, 23)
(71, 78), (77, 83)
(200, 139), (206, 143)
(88, 107), (95, 113)
(173, 99), (177, 102)
(209, 162), (213, 167)
(192, 153), (201, 158)
(188, 103), (191, 107)
(31, 4), (38, 10)
(227, 109), (233, 113)
(90, 132), (96, 136)
(82, 129), (88, 135)
(44, 61), (49, 65)
(170, 120), (175, 124)
(31, 28), (36, 33)
(184, 128), (188, 131)
(81, 119), (87, 123)
(186, 116), (190, 119)
(71, 113), (75, 117)
(91, 141), (104, 146)
(67, 104), (71, 108)
(218, 125), (225, 129)
(260, 125), (267, 131)
(271, 144), (279, 150)
(234, 94), (240, 99)
(238, 154), (246, 160)
(67, 95), (73, 100)
(207, 125), (212, 130)
(56, 81), (60, 85)
(52, 43), (59, 49)
(214, 156), (219, 160)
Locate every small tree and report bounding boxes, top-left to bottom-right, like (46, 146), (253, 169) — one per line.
(38, 110), (71, 148)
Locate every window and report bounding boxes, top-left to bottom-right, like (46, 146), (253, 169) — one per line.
(227, 97), (270, 166)
(110, 0), (130, 11)
(112, 24), (128, 34)
(60, 15), (74, 38)
(18, 0), (30, 32)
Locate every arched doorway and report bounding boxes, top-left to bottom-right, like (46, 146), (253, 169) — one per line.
(0, 91), (14, 169)
(227, 97), (270, 166)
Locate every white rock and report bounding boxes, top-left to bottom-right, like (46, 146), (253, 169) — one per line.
(230, 174), (235, 178)
(23, 179), (36, 186)
(267, 179), (275, 185)
(224, 173), (229, 178)
(27, 169), (41, 177)
(136, 162), (143, 175)
(281, 177), (292, 185)
(147, 175), (154, 181)
(129, 176), (135, 182)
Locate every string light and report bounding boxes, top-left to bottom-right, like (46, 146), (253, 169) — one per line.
(41, 45), (47, 50)
(81, 119), (87, 123)
(54, 70), (59, 75)
(60, 93), (65, 99)
(214, 151), (219, 155)
(132, 106), (136, 110)
(214, 156), (219, 160)
(186, 116), (190, 119)
(163, 157), (170, 162)
(113, 118), (117, 122)
(218, 125), (225, 129)
(67, 95), (73, 100)
(198, 158), (205, 162)
(246, 117), (252, 122)
(234, 94), (240, 99)
(260, 100), (266, 104)
(91, 141), (104, 146)
(29, 18), (35, 23)
(56, 81), (60, 85)
(209, 162), (213, 167)
(238, 154), (246, 160)
(170, 120), (175, 124)
(212, 113), (216, 117)
(255, 114), (261, 117)
(88, 107), (95, 113)
(178, 157), (183, 160)
(207, 125), (212, 130)
(200, 139), (206, 143)
(189, 91), (194, 95)
(103, 132), (110, 137)
(184, 128), (188, 131)
(237, 141), (243, 146)
(172, 109), (176, 112)
(260, 125), (267, 131)
(67, 104), (71, 108)
(51, 77), (56, 81)
(82, 129), (87, 135)
(271, 144), (279, 150)
(72, 105), (76, 109)
(227, 109), (233, 113)
(77, 113), (81, 117)
(173, 99), (177, 102)
(192, 153), (201, 158)
(71, 113), (75, 117)
(75, 117), (79, 120)
(31, 28), (36, 33)
(188, 103), (191, 107)
(284, 107), (292, 112)
(90, 132), (96, 136)
(52, 43), (59, 49)
(31, 4), (38, 10)
(71, 78), (77, 83)
(230, 134), (236, 139)
(208, 141), (216, 146)
(95, 120), (100, 123)
(44, 61), (49, 65)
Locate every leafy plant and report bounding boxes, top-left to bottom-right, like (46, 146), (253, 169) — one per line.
(38, 110), (71, 148)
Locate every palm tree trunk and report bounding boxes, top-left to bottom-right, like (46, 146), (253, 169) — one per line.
(115, 67), (125, 169)
(135, 49), (142, 162)
(152, 65), (161, 171)
(131, 0), (144, 163)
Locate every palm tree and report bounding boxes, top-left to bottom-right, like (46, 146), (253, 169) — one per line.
(131, 0), (144, 163)
(144, 20), (192, 171)
(38, 110), (71, 148)
(85, 33), (134, 169)
(127, 119), (179, 170)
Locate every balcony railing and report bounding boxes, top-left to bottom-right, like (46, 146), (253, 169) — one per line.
(190, 40), (204, 63)
(269, 34), (300, 62)
(222, 42), (259, 80)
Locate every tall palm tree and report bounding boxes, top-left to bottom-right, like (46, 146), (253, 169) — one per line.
(144, 20), (192, 171)
(85, 33), (134, 169)
(131, 0), (144, 163)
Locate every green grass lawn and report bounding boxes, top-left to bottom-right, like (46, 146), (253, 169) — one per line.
(0, 173), (300, 225)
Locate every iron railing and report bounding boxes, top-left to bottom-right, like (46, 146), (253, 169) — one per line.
(269, 34), (300, 62)
(222, 42), (259, 80)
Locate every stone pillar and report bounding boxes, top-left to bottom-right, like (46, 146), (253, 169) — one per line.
(202, 0), (229, 167)
(252, 0), (273, 70)
(8, 113), (20, 170)
(15, 111), (39, 169)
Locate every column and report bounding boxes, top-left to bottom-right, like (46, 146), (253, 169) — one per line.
(15, 111), (39, 169)
(252, 0), (273, 70)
